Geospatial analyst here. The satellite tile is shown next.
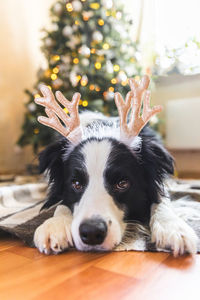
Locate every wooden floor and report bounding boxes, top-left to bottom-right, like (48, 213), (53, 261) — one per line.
(0, 235), (200, 300)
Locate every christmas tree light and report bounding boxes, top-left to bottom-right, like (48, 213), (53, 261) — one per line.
(111, 78), (117, 84)
(98, 19), (104, 26)
(73, 58), (79, 64)
(52, 55), (60, 61)
(90, 3), (100, 9)
(53, 67), (59, 73)
(51, 74), (57, 80)
(66, 3), (73, 12)
(82, 100), (88, 107)
(114, 65), (120, 72)
(103, 43), (109, 50)
(95, 62), (101, 69)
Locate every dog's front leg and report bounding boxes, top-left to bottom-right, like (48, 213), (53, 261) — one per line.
(150, 196), (198, 256)
(34, 205), (73, 254)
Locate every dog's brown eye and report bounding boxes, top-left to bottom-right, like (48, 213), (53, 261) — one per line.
(115, 180), (130, 191)
(72, 180), (83, 191)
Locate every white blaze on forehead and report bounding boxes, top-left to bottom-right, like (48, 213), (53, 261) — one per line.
(82, 139), (111, 183)
(73, 139), (113, 219)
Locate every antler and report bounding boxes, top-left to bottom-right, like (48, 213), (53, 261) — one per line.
(34, 85), (82, 144)
(114, 75), (162, 143)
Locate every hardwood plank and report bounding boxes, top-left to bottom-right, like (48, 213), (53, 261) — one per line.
(0, 235), (22, 251)
(0, 249), (106, 300)
(94, 251), (169, 279)
(0, 251), (31, 274)
(123, 254), (200, 300)
(7, 244), (44, 260)
(35, 266), (139, 300)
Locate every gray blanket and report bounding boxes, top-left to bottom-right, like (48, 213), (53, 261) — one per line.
(0, 179), (200, 252)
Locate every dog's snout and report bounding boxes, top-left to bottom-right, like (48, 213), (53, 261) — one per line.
(79, 218), (107, 245)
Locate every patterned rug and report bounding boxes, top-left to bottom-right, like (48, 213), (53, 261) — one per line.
(0, 179), (200, 252)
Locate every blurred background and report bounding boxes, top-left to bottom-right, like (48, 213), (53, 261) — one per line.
(0, 0), (200, 178)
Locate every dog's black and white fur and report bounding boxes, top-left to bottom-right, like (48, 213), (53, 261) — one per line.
(34, 112), (198, 256)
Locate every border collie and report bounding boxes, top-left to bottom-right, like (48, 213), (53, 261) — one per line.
(33, 76), (198, 256)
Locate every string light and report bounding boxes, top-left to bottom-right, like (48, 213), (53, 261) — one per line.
(130, 57), (135, 63)
(108, 87), (114, 92)
(66, 3), (73, 12)
(79, 99), (83, 105)
(98, 19), (104, 26)
(95, 86), (100, 92)
(53, 67), (59, 74)
(75, 20), (80, 25)
(34, 128), (39, 134)
(73, 58), (79, 64)
(111, 78), (117, 84)
(34, 94), (40, 99)
(51, 74), (57, 80)
(81, 0), (86, 2)
(76, 75), (81, 82)
(63, 108), (69, 114)
(81, 77), (88, 86)
(113, 64), (120, 72)
(52, 55), (60, 61)
(91, 48), (96, 54)
(106, 11), (110, 16)
(89, 84), (95, 90)
(90, 3), (100, 9)
(95, 62), (101, 69)
(82, 100), (88, 107)
(103, 43), (109, 50)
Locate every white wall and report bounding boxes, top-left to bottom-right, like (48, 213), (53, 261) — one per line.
(0, 0), (55, 174)
(152, 74), (200, 149)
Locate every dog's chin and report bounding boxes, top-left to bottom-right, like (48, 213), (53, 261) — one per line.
(73, 239), (120, 252)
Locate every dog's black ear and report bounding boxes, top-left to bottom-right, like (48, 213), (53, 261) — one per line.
(140, 128), (174, 201)
(39, 138), (69, 209)
(144, 139), (174, 176)
(39, 139), (66, 174)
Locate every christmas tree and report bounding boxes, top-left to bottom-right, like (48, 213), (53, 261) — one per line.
(18, 0), (145, 153)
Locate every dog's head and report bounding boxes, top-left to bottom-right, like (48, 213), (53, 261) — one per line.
(39, 129), (174, 251)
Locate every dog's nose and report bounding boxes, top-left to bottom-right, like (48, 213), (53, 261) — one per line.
(79, 218), (107, 245)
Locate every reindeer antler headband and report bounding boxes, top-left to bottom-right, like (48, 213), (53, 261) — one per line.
(114, 75), (162, 144)
(35, 75), (162, 145)
(34, 86), (82, 144)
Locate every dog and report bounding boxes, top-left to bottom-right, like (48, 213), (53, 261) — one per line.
(33, 75), (198, 256)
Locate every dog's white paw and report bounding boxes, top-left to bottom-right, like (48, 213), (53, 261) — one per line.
(151, 217), (198, 256)
(34, 215), (73, 254)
